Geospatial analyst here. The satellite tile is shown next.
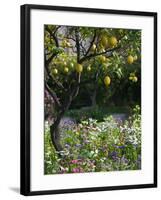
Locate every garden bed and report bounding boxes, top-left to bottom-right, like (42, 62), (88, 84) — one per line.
(45, 105), (141, 174)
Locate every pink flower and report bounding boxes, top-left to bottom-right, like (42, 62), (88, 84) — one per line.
(72, 167), (84, 173)
(72, 168), (80, 173)
(71, 159), (79, 164)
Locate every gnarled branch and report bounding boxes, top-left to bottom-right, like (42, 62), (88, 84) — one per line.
(45, 83), (62, 108)
(75, 28), (80, 62)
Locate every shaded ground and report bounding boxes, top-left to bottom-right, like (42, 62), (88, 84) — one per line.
(112, 113), (128, 122)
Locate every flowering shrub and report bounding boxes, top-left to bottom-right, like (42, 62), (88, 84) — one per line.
(44, 106), (141, 174)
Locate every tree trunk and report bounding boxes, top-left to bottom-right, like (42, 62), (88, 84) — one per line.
(50, 74), (81, 152)
(50, 116), (63, 152)
(49, 96), (75, 152)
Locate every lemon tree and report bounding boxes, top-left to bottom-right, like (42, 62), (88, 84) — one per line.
(44, 25), (141, 152)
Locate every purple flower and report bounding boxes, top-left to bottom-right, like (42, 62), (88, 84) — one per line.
(113, 144), (125, 149)
(109, 151), (117, 157)
(118, 145), (125, 149)
(109, 151), (119, 161)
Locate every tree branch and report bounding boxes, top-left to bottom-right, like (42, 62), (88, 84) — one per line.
(84, 30), (97, 57)
(79, 41), (87, 56)
(45, 83), (62, 108)
(79, 45), (120, 63)
(65, 37), (76, 42)
(44, 61), (66, 92)
(75, 28), (80, 62)
(45, 53), (57, 66)
(72, 73), (81, 99)
(46, 25), (60, 47)
(45, 26), (62, 66)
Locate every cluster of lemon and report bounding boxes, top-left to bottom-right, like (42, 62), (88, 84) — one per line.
(129, 72), (138, 82)
(90, 36), (117, 87)
(127, 55), (138, 83)
(90, 35), (118, 53)
(51, 35), (139, 87)
(51, 50), (110, 76)
(52, 61), (111, 87)
(127, 55), (138, 64)
(51, 62), (83, 76)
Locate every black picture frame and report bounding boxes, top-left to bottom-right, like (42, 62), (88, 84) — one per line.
(20, 4), (157, 196)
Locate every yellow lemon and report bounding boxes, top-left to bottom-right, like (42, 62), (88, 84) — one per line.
(129, 76), (133, 80)
(100, 36), (108, 47)
(109, 36), (117, 47)
(52, 68), (58, 75)
(133, 76), (138, 82)
(64, 67), (69, 73)
(69, 62), (74, 69)
(127, 55), (134, 64)
(100, 55), (106, 63)
(104, 76), (111, 86)
(91, 44), (96, 51)
(76, 64), (83, 73)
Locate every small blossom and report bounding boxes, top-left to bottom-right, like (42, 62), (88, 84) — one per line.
(113, 144), (125, 149)
(72, 168), (80, 173)
(75, 144), (82, 148)
(65, 143), (70, 148)
(71, 159), (79, 164)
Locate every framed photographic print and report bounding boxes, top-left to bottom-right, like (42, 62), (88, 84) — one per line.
(20, 4), (157, 196)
